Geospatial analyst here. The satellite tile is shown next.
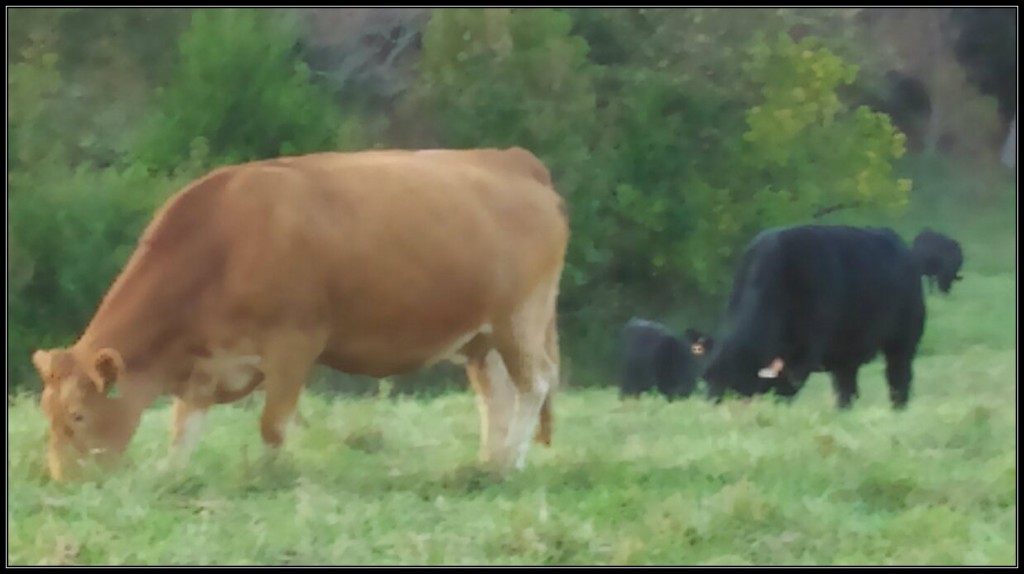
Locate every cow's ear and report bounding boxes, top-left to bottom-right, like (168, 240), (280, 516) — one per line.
(92, 348), (125, 396)
(703, 337), (715, 353)
(32, 349), (54, 384)
(684, 329), (700, 342)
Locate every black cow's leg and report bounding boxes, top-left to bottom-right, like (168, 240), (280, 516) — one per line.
(884, 349), (914, 410)
(830, 367), (859, 410)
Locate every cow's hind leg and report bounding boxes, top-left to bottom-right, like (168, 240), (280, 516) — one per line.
(493, 273), (561, 473)
(830, 366), (860, 410)
(465, 348), (517, 467)
(495, 339), (554, 473)
(534, 313), (560, 446)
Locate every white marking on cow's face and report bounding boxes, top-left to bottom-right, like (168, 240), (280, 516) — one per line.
(758, 357), (785, 379)
(426, 323), (493, 367)
(691, 343), (705, 356)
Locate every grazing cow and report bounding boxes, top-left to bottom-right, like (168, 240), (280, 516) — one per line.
(702, 225), (926, 410)
(911, 228), (964, 294)
(618, 318), (715, 401)
(30, 147), (569, 481)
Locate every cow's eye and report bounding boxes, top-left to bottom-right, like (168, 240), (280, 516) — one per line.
(71, 413), (84, 423)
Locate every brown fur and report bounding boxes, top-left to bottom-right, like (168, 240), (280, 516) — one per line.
(32, 147), (569, 481)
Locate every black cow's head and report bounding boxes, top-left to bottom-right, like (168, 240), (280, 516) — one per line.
(913, 229), (965, 295)
(936, 268), (964, 294)
(701, 293), (789, 402)
(702, 335), (782, 402)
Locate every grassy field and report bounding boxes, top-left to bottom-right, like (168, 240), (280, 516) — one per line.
(7, 276), (1017, 566)
(7, 163), (1017, 566)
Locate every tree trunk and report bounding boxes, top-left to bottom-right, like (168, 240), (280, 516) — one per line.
(922, 9), (951, 155)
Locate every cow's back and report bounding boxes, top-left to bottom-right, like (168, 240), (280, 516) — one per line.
(726, 226), (922, 362)
(774, 226), (924, 365)
(212, 151), (568, 375)
(88, 150), (568, 379)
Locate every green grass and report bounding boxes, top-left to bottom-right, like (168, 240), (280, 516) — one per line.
(7, 270), (1017, 565)
(7, 160), (1017, 565)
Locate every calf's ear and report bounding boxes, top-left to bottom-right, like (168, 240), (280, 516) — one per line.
(32, 349), (54, 385)
(91, 348), (125, 396)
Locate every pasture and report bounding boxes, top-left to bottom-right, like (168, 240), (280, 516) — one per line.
(7, 164), (1017, 565)
(7, 273), (1016, 565)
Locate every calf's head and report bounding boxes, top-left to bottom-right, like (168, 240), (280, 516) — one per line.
(683, 329), (715, 357)
(32, 347), (142, 481)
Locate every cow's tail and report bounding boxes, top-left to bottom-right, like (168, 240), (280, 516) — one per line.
(535, 394), (553, 447)
(534, 312), (560, 447)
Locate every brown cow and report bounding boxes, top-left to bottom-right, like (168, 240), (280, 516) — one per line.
(31, 147), (569, 481)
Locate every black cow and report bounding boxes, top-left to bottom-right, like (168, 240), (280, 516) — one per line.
(703, 225), (926, 410)
(619, 318), (714, 401)
(911, 228), (964, 294)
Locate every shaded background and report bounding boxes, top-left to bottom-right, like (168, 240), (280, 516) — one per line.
(7, 8), (1017, 396)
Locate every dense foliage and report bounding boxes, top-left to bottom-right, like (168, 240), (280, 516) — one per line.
(7, 8), (1014, 390)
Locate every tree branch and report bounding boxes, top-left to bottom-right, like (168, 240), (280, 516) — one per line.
(812, 201), (863, 219)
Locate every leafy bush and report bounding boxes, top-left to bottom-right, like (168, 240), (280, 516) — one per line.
(8, 165), (186, 388)
(603, 33), (912, 296)
(415, 8), (609, 294)
(7, 28), (67, 173)
(134, 8), (349, 173)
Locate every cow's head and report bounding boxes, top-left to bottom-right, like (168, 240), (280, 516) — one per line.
(702, 335), (784, 402)
(32, 347), (141, 481)
(683, 329), (715, 357)
(936, 271), (964, 294)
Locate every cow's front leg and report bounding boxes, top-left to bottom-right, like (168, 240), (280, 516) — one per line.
(830, 367), (860, 410)
(255, 331), (325, 460)
(164, 397), (210, 472)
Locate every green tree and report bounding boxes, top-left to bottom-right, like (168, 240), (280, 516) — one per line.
(591, 24), (913, 296)
(135, 8), (348, 173)
(7, 25), (66, 173)
(416, 8), (608, 292)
